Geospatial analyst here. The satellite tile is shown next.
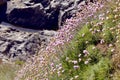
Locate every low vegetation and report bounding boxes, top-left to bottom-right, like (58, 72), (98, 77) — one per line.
(47, 0), (120, 79)
(0, 63), (19, 80)
(3, 0), (120, 80)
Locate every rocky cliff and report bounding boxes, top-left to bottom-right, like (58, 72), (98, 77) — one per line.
(0, 22), (56, 61)
(0, 0), (95, 61)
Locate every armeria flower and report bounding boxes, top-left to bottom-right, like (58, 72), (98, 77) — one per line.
(116, 40), (119, 43)
(72, 60), (78, 64)
(112, 20), (116, 23)
(111, 48), (115, 52)
(73, 65), (80, 69)
(84, 60), (89, 64)
(109, 44), (113, 47)
(89, 28), (93, 32)
(110, 27), (114, 30)
(57, 71), (61, 76)
(113, 9), (118, 13)
(102, 28), (105, 32)
(106, 10), (110, 14)
(97, 29), (100, 32)
(82, 33), (85, 37)
(92, 46), (96, 50)
(114, 15), (119, 19)
(78, 58), (82, 62)
(74, 75), (79, 79)
(61, 70), (65, 73)
(116, 36), (119, 39)
(106, 16), (109, 20)
(100, 39), (105, 44)
(85, 41), (89, 44)
(98, 13), (105, 20)
(53, 69), (56, 72)
(65, 57), (69, 61)
(50, 63), (54, 68)
(70, 77), (74, 80)
(58, 66), (62, 70)
(83, 50), (89, 55)
(78, 54), (81, 57)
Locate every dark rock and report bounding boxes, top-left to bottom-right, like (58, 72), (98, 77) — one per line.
(0, 2), (7, 23)
(7, 0), (86, 30)
(8, 5), (49, 30)
(0, 22), (56, 61)
(30, 0), (50, 7)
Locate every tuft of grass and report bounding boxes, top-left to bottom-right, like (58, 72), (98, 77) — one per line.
(15, 60), (25, 66)
(49, 23), (112, 80)
(80, 58), (111, 80)
(0, 63), (19, 80)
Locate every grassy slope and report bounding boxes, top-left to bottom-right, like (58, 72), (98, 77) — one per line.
(49, 0), (120, 80)
(14, 0), (120, 80)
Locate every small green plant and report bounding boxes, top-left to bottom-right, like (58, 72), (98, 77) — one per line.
(80, 58), (111, 80)
(15, 60), (25, 66)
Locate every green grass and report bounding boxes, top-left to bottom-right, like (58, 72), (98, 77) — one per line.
(80, 58), (111, 80)
(0, 63), (19, 80)
(49, 22), (113, 80)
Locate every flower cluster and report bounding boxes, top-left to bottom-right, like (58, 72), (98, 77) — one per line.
(15, 1), (118, 80)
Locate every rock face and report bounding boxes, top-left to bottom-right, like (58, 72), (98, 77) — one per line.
(0, 0), (7, 23)
(6, 0), (85, 30)
(0, 22), (56, 61)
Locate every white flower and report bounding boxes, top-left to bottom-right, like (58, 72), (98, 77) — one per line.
(58, 66), (62, 70)
(109, 44), (113, 47)
(106, 10), (110, 14)
(89, 28), (92, 32)
(78, 58), (82, 62)
(111, 48), (115, 52)
(82, 33), (85, 37)
(92, 46), (96, 50)
(78, 54), (81, 57)
(97, 29), (100, 32)
(74, 75), (79, 79)
(100, 39), (105, 44)
(83, 50), (89, 54)
(65, 57), (69, 61)
(85, 41), (89, 44)
(70, 78), (74, 80)
(72, 60), (78, 64)
(106, 17), (109, 20)
(84, 60), (89, 64)
(57, 71), (60, 75)
(116, 40), (119, 43)
(61, 70), (65, 73)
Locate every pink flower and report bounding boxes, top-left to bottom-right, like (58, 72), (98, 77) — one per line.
(83, 50), (89, 54)
(84, 60), (89, 64)
(73, 65), (79, 69)
(72, 60), (78, 64)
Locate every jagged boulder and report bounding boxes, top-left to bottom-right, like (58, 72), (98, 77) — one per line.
(7, 0), (85, 30)
(0, 0), (7, 22)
